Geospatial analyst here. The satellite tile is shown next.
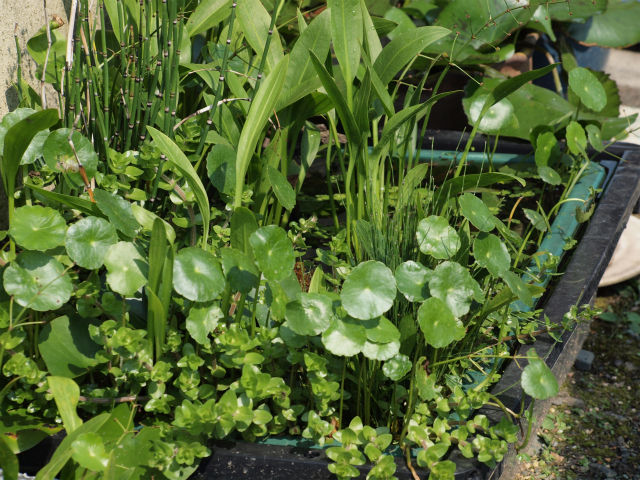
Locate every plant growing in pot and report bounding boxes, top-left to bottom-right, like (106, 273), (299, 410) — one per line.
(0, 1), (634, 480)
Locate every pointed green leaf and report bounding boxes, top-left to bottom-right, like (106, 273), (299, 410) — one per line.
(93, 189), (139, 238)
(266, 165), (296, 211)
(148, 127), (210, 246)
(186, 0), (232, 36)
(235, 55), (289, 208)
(328, 0), (362, 86)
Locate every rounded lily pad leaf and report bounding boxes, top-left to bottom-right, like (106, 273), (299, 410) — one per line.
(382, 354), (412, 381)
(537, 165), (562, 186)
(418, 297), (465, 348)
(220, 247), (259, 294)
(280, 322), (308, 348)
(521, 350), (558, 400)
(568, 67), (607, 113)
(71, 432), (109, 472)
(362, 338), (400, 361)
(65, 217), (118, 269)
(9, 205), (66, 251)
(363, 317), (401, 343)
(473, 233), (510, 277)
(249, 225), (295, 282)
(416, 216), (460, 259)
(285, 293), (334, 336)
(42, 128), (99, 185)
(501, 270), (533, 307)
(428, 261), (483, 318)
(3, 252), (72, 311)
(103, 242), (148, 297)
(321, 317), (366, 357)
(395, 261), (431, 302)
(341, 261), (396, 320)
(458, 193), (496, 232)
(173, 247), (225, 302)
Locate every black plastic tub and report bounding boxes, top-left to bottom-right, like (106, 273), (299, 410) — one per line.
(190, 141), (640, 480)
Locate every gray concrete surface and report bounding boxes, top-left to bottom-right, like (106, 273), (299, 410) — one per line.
(603, 49), (640, 109)
(0, 0), (71, 116)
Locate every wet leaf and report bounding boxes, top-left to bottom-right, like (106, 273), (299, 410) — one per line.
(285, 293), (334, 336)
(521, 349), (558, 399)
(458, 193), (496, 232)
(382, 354), (412, 381)
(428, 261), (483, 317)
(418, 297), (465, 348)
(416, 216), (460, 259)
(104, 242), (148, 297)
(3, 252), (72, 311)
(341, 261), (396, 320)
(473, 233), (510, 276)
(173, 247), (225, 302)
(9, 205), (66, 251)
(65, 217), (118, 269)
(568, 67), (607, 112)
(321, 317), (366, 357)
(395, 260), (431, 302)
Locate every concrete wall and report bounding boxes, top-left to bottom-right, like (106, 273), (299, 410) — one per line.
(1, 0), (71, 117)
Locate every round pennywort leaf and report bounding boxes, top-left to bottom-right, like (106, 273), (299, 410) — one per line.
(9, 205), (66, 251)
(103, 242), (148, 297)
(428, 261), (483, 318)
(65, 217), (118, 269)
(418, 297), (465, 348)
(341, 261), (396, 320)
(521, 350), (558, 399)
(42, 128), (98, 185)
(362, 339), (400, 361)
(3, 252), (72, 311)
(382, 354), (412, 381)
(416, 216), (460, 259)
(568, 67), (607, 112)
(395, 261), (431, 302)
(249, 225), (295, 281)
(473, 233), (510, 276)
(363, 317), (401, 344)
(173, 247), (225, 302)
(321, 317), (366, 356)
(285, 293), (334, 336)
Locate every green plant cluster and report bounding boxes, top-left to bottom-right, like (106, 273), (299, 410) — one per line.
(0, 0), (626, 479)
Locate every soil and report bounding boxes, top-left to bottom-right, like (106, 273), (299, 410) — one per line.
(515, 278), (640, 480)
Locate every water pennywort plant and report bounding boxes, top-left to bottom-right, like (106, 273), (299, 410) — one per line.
(0, 1), (621, 479)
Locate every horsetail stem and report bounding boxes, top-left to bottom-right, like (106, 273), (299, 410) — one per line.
(254, 0), (284, 92)
(195, 1), (237, 156)
(99, 1), (110, 146)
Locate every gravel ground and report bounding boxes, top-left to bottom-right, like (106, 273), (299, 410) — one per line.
(516, 278), (640, 480)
